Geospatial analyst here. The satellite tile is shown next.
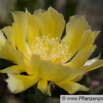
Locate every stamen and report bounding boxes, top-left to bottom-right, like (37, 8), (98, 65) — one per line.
(28, 35), (69, 63)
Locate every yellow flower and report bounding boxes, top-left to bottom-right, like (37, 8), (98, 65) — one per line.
(0, 7), (103, 96)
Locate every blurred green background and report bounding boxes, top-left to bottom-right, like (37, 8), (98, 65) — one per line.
(0, 0), (103, 103)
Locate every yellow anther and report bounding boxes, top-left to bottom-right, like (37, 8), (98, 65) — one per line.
(28, 35), (69, 63)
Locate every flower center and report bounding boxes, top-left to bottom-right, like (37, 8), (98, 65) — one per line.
(28, 35), (69, 64)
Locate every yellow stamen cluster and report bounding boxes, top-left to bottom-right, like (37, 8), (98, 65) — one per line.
(28, 35), (69, 63)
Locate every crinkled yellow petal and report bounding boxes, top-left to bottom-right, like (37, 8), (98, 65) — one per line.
(31, 54), (55, 79)
(31, 54), (40, 75)
(0, 65), (25, 74)
(0, 43), (15, 61)
(84, 54), (100, 66)
(2, 26), (15, 48)
(50, 63), (85, 82)
(0, 30), (6, 41)
(2, 26), (12, 38)
(26, 11), (40, 42)
(6, 41), (25, 68)
(67, 45), (96, 69)
(61, 15), (90, 60)
(38, 79), (47, 91)
(0, 31), (16, 61)
(37, 7), (65, 39)
(6, 74), (40, 94)
(84, 60), (103, 72)
(12, 11), (30, 56)
(0, 43), (16, 62)
(38, 79), (51, 96)
(55, 81), (89, 94)
(61, 67), (85, 82)
(50, 63), (74, 82)
(79, 30), (99, 52)
(34, 9), (45, 18)
(40, 61), (55, 79)
(72, 75), (83, 82)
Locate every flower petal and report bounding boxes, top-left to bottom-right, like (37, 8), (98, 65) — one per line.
(0, 30), (6, 41)
(79, 30), (99, 52)
(84, 54), (100, 66)
(31, 54), (40, 75)
(2, 26), (15, 48)
(40, 60), (55, 79)
(62, 15), (90, 60)
(0, 65), (25, 74)
(50, 63), (74, 82)
(72, 75), (83, 82)
(50, 63), (85, 82)
(0, 30), (16, 61)
(84, 60), (103, 72)
(67, 45), (96, 69)
(12, 11), (30, 55)
(55, 81), (89, 94)
(26, 11), (40, 42)
(6, 74), (40, 94)
(34, 9), (45, 18)
(31, 54), (56, 79)
(37, 79), (51, 96)
(37, 7), (65, 39)
(6, 41), (26, 68)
